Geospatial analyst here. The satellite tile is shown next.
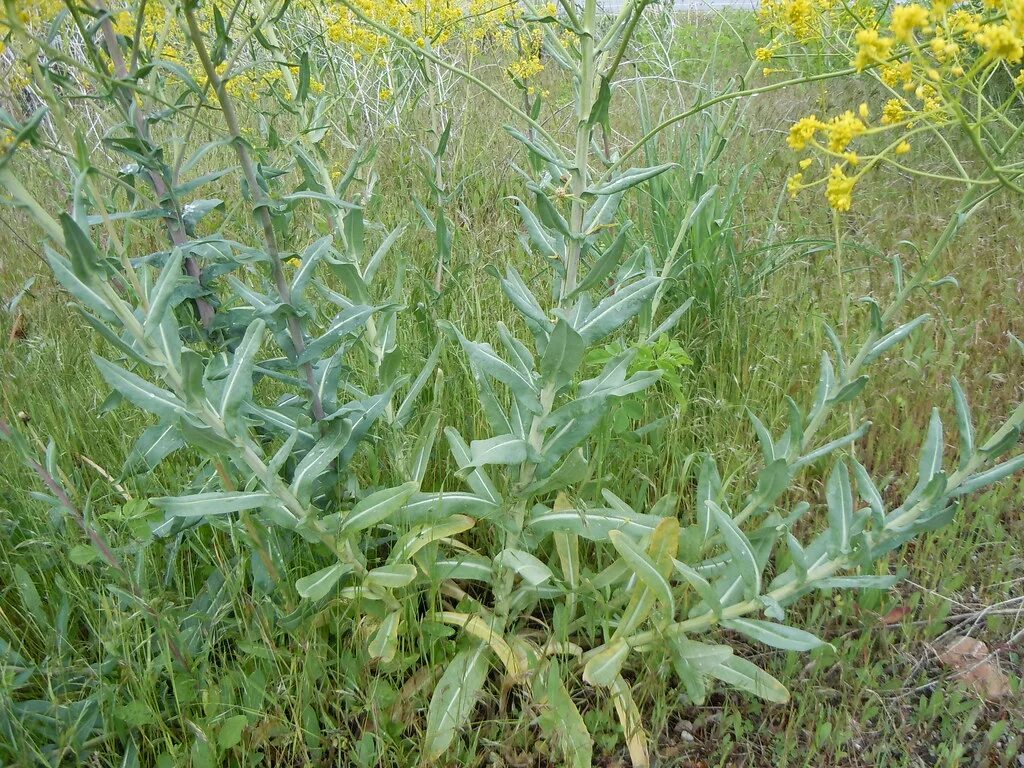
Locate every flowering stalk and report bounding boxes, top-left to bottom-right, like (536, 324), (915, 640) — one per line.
(181, 0), (327, 421)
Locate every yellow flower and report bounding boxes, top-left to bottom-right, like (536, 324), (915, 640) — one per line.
(755, 45), (776, 61)
(844, 151), (860, 165)
(895, 140), (911, 155)
(859, 102), (870, 120)
(881, 98), (908, 124)
(891, 4), (929, 41)
(824, 111), (866, 152)
(852, 28), (893, 71)
(799, 157), (814, 169)
(287, 257), (302, 268)
(788, 115), (823, 150)
(379, 87), (392, 100)
(826, 165), (856, 211)
(976, 23), (1024, 63)
(787, 172), (804, 198)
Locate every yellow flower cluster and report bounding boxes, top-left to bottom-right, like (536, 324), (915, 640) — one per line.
(773, 0), (1024, 210)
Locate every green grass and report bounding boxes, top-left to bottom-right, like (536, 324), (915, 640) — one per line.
(1, 10), (1022, 767)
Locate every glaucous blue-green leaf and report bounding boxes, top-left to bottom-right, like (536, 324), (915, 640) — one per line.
(576, 276), (660, 344)
(695, 454), (722, 544)
(290, 419), (353, 503)
(423, 644), (490, 761)
(707, 501), (760, 596)
(572, 223), (630, 297)
(368, 610), (401, 662)
(444, 427), (502, 506)
(364, 564), (418, 590)
(526, 505), (664, 541)
(609, 530), (674, 616)
(125, 423), (184, 473)
(295, 563), (353, 601)
(151, 491), (280, 518)
(954, 454), (1024, 496)
(540, 319), (585, 391)
(218, 319), (265, 426)
(586, 163), (675, 197)
(538, 662), (592, 768)
(722, 618), (825, 651)
(297, 304), (375, 365)
(863, 314), (930, 364)
(493, 548), (553, 586)
(45, 247), (118, 322)
(469, 434), (530, 467)
(582, 637), (629, 686)
(672, 559), (722, 616)
(143, 248), (183, 339)
(709, 655), (789, 703)
(93, 355), (188, 420)
(337, 482), (418, 535)
(826, 460), (853, 554)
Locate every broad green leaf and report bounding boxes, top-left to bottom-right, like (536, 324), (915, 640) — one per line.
(469, 434), (530, 467)
(219, 319), (265, 424)
(295, 563), (351, 600)
(290, 420), (353, 503)
(587, 163), (675, 196)
(951, 377), (974, 467)
(722, 618), (825, 651)
(863, 314), (930, 364)
(93, 356), (188, 420)
(672, 560), (722, 617)
(217, 715), (248, 750)
(338, 482), (418, 535)
(577, 276), (660, 344)
(540, 319), (585, 391)
(151, 491), (279, 518)
(143, 248), (184, 338)
(539, 662), (592, 768)
(368, 611), (401, 662)
(526, 506), (664, 541)
(423, 645), (491, 761)
(582, 638), (629, 687)
(709, 655), (789, 703)
(609, 675), (650, 768)
(364, 564), (418, 590)
(707, 501), (760, 596)
(609, 530), (674, 617)
(493, 548), (553, 586)
(826, 461), (853, 554)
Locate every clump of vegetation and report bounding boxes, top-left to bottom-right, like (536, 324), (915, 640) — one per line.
(0, 0), (1021, 765)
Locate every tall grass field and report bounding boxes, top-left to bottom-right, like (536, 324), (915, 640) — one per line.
(0, 1), (1022, 766)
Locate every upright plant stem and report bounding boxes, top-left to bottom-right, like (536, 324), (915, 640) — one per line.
(562, 0), (597, 301)
(182, 2), (325, 421)
(95, 3), (215, 329)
